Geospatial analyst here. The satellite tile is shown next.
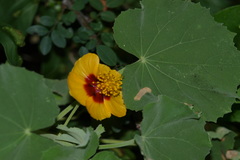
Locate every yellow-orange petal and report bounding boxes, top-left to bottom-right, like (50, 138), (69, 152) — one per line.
(104, 93), (126, 118)
(86, 96), (111, 120)
(67, 71), (89, 106)
(71, 53), (99, 78)
(98, 64), (111, 74)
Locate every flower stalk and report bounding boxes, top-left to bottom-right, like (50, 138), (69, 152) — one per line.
(99, 139), (136, 150)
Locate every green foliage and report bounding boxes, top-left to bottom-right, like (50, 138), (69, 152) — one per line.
(0, 64), (59, 159)
(0, 28), (23, 65)
(114, 0), (240, 122)
(1, 0), (240, 159)
(91, 151), (121, 160)
(96, 45), (118, 66)
(0, 0), (38, 65)
(135, 96), (211, 160)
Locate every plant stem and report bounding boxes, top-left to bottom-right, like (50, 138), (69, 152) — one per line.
(99, 139), (136, 150)
(57, 104), (74, 121)
(63, 104), (79, 126)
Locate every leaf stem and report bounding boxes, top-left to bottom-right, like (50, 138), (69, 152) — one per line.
(57, 105), (74, 121)
(63, 104), (79, 126)
(99, 139), (136, 150)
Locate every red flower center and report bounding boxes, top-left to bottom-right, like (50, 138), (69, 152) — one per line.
(84, 74), (110, 103)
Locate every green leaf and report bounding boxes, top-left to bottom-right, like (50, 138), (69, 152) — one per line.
(208, 127), (230, 140)
(39, 16), (55, 27)
(57, 125), (90, 147)
(90, 21), (103, 31)
(113, 0), (240, 122)
(51, 30), (66, 48)
(94, 124), (105, 138)
(135, 96), (211, 160)
(0, 0), (39, 34)
(214, 5), (240, 33)
(40, 36), (52, 55)
(1, 26), (25, 47)
(79, 46), (89, 57)
(101, 32), (114, 47)
(43, 125), (91, 147)
(86, 39), (97, 50)
(234, 33), (240, 50)
(107, 0), (125, 8)
(209, 132), (236, 160)
(0, 64), (59, 159)
(96, 45), (118, 66)
(91, 151), (121, 160)
(45, 79), (70, 105)
(100, 11), (116, 22)
(57, 24), (73, 39)
(89, 0), (103, 11)
(0, 29), (22, 66)
(199, 0), (232, 14)
(62, 11), (77, 25)
(27, 25), (49, 36)
(72, 0), (88, 11)
(42, 131), (99, 160)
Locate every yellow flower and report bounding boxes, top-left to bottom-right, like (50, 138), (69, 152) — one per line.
(67, 53), (127, 120)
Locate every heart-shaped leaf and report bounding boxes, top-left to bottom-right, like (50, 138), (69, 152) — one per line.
(113, 0), (240, 121)
(0, 64), (59, 159)
(135, 96), (211, 160)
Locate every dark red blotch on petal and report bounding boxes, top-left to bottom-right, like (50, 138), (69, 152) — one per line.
(84, 74), (110, 103)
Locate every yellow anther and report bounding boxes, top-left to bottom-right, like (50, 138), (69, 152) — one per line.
(96, 71), (122, 97)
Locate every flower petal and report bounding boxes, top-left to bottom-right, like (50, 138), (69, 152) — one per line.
(72, 53), (99, 78)
(104, 93), (127, 118)
(67, 71), (88, 106)
(86, 96), (111, 120)
(98, 64), (111, 74)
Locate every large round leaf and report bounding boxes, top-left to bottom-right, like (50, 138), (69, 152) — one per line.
(113, 0), (240, 121)
(135, 96), (211, 160)
(0, 64), (59, 159)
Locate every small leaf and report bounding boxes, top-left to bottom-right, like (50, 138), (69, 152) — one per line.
(79, 46), (89, 57)
(57, 125), (90, 147)
(0, 30), (22, 66)
(42, 125), (91, 148)
(94, 124), (105, 138)
(208, 127), (231, 139)
(40, 36), (52, 55)
(72, 0), (88, 11)
(89, 0), (103, 11)
(40, 16), (55, 27)
(2, 26), (25, 47)
(57, 24), (73, 39)
(0, 0), (38, 34)
(106, 0), (125, 8)
(100, 11), (116, 22)
(42, 131), (99, 160)
(214, 5), (240, 33)
(86, 39), (97, 50)
(210, 132), (237, 160)
(90, 21), (103, 31)
(90, 11), (98, 20)
(96, 45), (117, 66)
(27, 25), (49, 36)
(62, 11), (77, 25)
(101, 32), (114, 47)
(51, 30), (66, 48)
